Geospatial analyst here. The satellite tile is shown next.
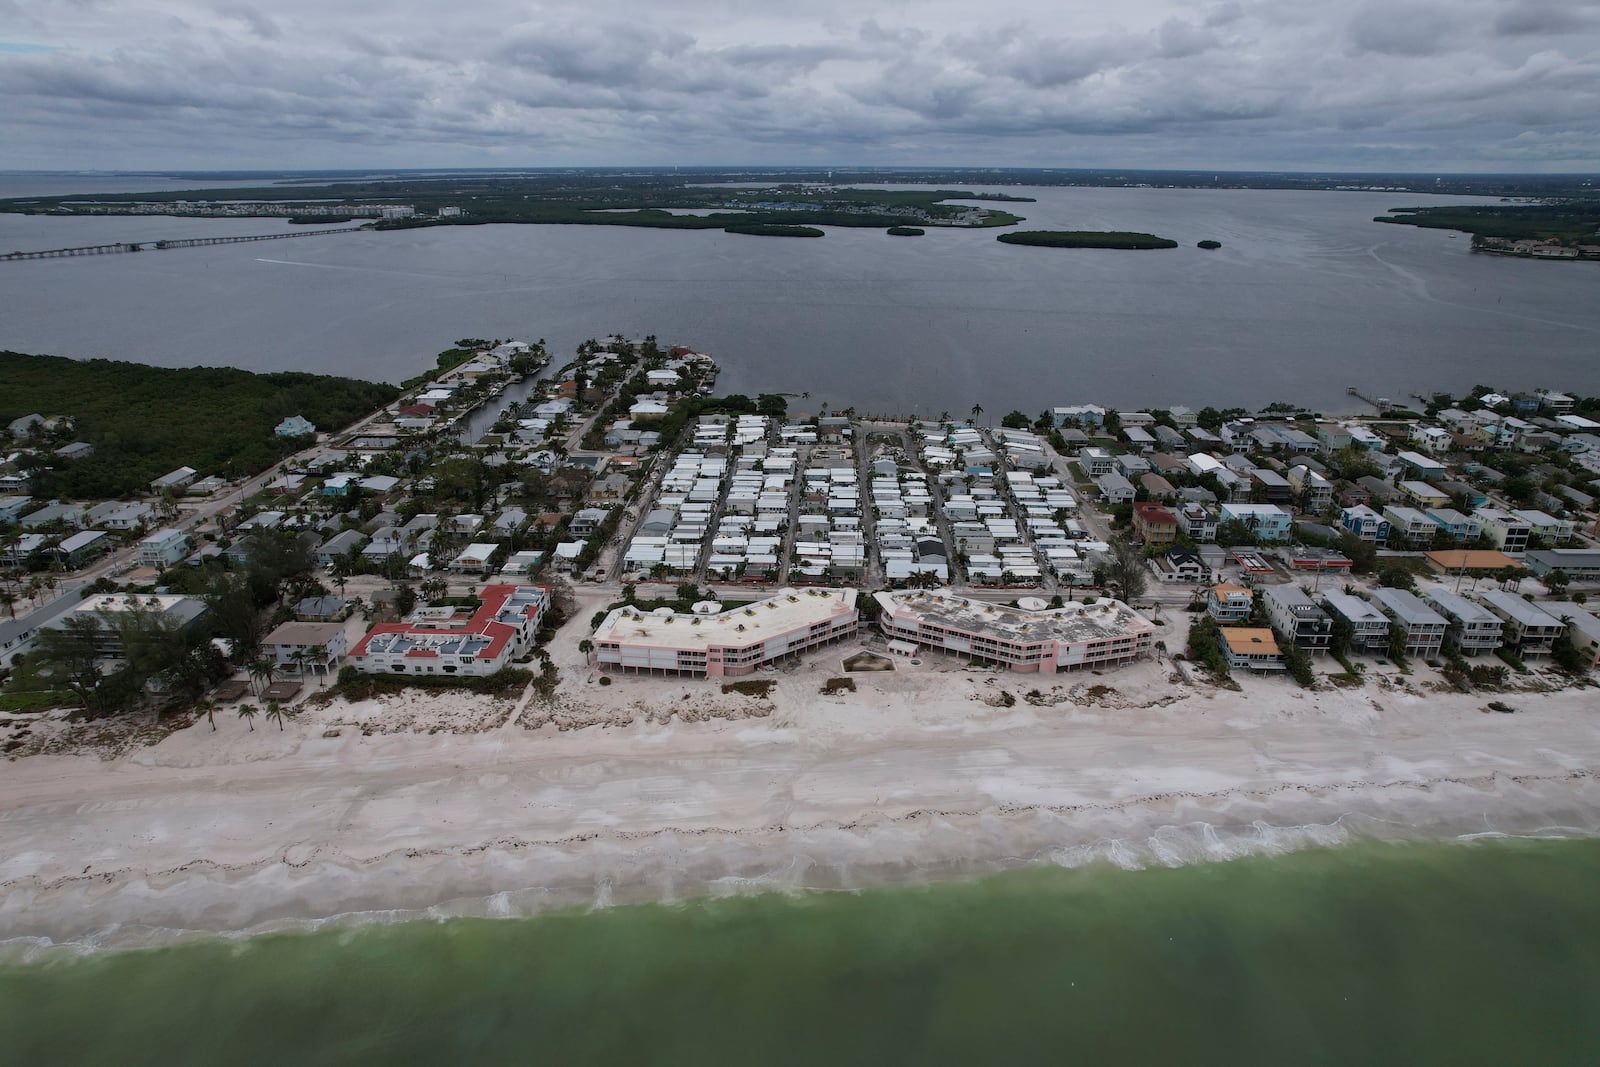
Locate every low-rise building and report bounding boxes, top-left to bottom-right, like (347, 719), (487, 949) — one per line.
(262, 621), (349, 676)
(57, 529), (110, 566)
(150, 466), (198, 493)
(1150, 546), (1210, 584)
(594, 589), (858, 677)
(45, 593), (209, 658)
(348, 584), (549, 676)
(875, 590), (1154, 673)
(316, 528), (366, 566)
(275, 415), (316, 437)
(1221, 627), (1285, 672)
(20, 502), (86, 529)
(1053, 405), (1106, 429)
(1096, 472), (1135, 504)
(450, 542), (503, 573)
(1539, 602), (1600, 670)
(1524, 550), (1600, 580)
(1370, 587), (1448, 658)
(0, 593), (86, 667)
(87, 501), (154, 530)
(0, 495), (31, 524)
(294, 596), (352, 622)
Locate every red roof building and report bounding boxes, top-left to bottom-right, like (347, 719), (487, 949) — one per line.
(1131, 502), (1179, 546)
(348, 584), (549, 677)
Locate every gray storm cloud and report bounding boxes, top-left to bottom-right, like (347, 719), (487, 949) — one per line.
(0, 0), (1596, 168)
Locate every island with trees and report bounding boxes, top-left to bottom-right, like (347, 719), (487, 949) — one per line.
(1374, 202), (1600, 258)
(721, 224), (824, 238)
(997, 230), (1179, 250)
(887, 227), (925, 237)
(1197, 239), (1222, 250)
(0, 173), (1031, 235)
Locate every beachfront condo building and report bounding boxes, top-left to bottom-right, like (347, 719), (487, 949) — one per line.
(591, 588), (858, 677)
(874, 590), (1155, 673)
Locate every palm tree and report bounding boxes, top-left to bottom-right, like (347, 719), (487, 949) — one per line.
(970, 402), (984, 426)
(290, 646), (320, 683)
(249, 657), (278, 696)
(264, 701), (286, 731)
(195, 698), (219, 732)
(237, 703), (258, 732)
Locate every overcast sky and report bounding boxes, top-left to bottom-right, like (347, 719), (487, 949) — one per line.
(3, 0), (1598, 171)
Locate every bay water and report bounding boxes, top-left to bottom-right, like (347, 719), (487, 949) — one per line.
(3, 183), (1598, 414)
(3, 838), (1599, 1064)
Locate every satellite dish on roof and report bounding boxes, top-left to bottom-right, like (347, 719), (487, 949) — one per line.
(1018, 597), (1048, 611)
(692, 601), (722, 614)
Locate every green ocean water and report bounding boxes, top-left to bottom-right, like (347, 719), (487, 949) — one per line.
(4, 839), (1600, 1065)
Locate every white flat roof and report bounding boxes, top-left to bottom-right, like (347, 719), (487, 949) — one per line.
(594, 588), (857, 650)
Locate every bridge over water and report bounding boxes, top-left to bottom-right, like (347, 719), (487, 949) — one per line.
(1, 225), (361, 261)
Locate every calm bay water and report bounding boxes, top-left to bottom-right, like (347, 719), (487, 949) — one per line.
(3, 838), (1599, 1065)
(3, 183), (1597, 414)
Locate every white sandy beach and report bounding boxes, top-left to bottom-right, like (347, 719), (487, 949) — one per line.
(3, 632), (1599, 954)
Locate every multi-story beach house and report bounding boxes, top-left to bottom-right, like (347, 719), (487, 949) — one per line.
(1321, 592), (1391, 654)
(1218, 503), (1292, 543)
(1382, 506), (1439, 546)
(1369, 588), (1448, 659)
(1207, 583), (1255, 623)
(1263, 584), (1333, 654)
(1478, 589), (1564, 658)
(1421, 588), (1504, 656)
(1340, 505), (1390, 543)
(1474, 509), (1532, 555)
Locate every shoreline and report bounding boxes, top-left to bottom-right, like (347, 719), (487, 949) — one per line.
(5, 658), (1600, 958)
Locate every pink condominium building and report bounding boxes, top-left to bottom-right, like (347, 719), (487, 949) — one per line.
(873, 589), (1155, 673)
(591, 588), (858, 676)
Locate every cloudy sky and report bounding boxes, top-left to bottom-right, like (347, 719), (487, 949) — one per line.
(3, 0), (1598, 171)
